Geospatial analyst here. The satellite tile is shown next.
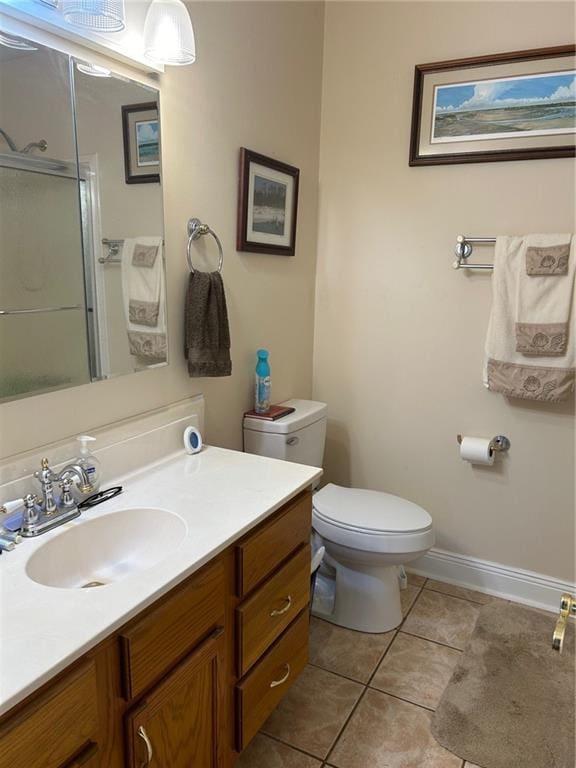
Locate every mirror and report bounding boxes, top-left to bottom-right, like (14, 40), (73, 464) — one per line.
(0, 35), (167, 403)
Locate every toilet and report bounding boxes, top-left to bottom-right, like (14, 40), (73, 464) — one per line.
(243, 399), (434, 633)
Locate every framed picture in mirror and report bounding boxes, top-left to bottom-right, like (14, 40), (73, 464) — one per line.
(121, 102), (161, 184)
(237, 148), (299, 256)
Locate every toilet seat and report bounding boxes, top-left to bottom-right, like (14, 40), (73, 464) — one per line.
(312, 483), (434, 554)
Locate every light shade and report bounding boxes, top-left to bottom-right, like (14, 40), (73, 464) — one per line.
(62, 0), (126, 33)
(143, 0), (196, 66)
(76, 62), (112, 77)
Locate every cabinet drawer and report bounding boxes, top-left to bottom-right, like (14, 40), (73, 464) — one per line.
(120, 557), (225, 700)
(236, 491), (311, 597)
(237, 545), (310, 676)
(236, 610), (309, 751)
(0, 660), (99, 768)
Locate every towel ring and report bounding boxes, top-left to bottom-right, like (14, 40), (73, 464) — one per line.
(186, 218), (224, 274)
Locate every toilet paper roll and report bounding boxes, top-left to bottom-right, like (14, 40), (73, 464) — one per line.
(459, 436), (494, 466)
(183, 426), (203, 455)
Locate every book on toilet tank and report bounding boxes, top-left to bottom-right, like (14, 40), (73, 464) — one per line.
(244, 405), (296, 421)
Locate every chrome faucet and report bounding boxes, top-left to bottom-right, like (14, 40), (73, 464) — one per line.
(20, 458), (95, 537)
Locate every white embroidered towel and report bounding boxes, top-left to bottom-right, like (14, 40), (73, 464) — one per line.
(515, 234), (573, 356)
(483, 236), (575, 402)
(120, 237), (167, 362)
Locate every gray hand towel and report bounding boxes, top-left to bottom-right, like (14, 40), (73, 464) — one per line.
(184, 271), (232, 377)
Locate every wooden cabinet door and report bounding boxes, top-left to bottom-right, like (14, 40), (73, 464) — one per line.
(125, 628), (224, 768)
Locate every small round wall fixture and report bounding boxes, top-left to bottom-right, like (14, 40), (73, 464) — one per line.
(62, 0), (126, 33)
(143, 0), (196, 66)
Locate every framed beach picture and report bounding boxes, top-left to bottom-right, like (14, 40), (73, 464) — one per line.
(121, 102), (161, 184)
(237, 148), (299, 256)
(409, 45), (575, 165)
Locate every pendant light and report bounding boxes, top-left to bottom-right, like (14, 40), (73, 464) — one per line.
(143, 0), (196, 66)
(62, 0), (126, 33)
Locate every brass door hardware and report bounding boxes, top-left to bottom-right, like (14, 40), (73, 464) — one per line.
(552, 592), (575, 652)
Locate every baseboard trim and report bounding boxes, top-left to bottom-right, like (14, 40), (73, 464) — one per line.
(409, 548), (575, 613)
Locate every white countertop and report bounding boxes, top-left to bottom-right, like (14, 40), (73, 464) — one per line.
(0, 446), (321, 716)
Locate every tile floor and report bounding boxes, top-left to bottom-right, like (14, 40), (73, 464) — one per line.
(237, 575), (508, 768)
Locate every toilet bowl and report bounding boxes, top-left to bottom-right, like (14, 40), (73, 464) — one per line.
(312, 483), (434, 632)
(243, 399), (434, 634)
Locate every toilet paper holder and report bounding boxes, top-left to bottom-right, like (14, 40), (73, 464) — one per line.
(456, 434), (511, 453)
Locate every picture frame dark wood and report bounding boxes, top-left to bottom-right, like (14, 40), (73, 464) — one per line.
(237, 148), (299, 256)
(409, 44), (576, 166)
(121, 102), (161, 184)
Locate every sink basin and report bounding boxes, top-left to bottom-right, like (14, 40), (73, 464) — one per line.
(25, 508), (187, 589)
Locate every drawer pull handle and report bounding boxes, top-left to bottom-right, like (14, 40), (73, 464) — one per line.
(270, 595), (292, 617)
(138, 725), (153, 766)
(270, 663), (291, 688)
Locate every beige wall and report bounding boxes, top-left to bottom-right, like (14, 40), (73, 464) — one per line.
(0, 1), (324, 458)
(314, 1), (575, 581)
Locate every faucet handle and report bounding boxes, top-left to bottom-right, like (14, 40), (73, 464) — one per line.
(59, 476), (76, 508)
(23, 493), (39, 508)
(34, 458), (53, 482)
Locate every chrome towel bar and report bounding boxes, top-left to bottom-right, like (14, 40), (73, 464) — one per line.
(100, 237), (165, 264)
(453, 235), (496, 271)
(0, 305), (82, 316)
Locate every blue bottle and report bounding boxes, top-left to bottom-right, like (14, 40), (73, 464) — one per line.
(255, 349), (271, 413)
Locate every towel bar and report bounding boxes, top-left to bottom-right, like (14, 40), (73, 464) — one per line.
(453, 235), (496, 271)
(186, 218), (224, 274)
(100, 237), (165, 264)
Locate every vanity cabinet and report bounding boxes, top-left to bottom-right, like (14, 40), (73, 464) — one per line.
(0, 490), (313, 768)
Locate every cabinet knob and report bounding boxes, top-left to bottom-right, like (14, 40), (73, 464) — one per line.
(138, 725), (154, 767)
(270, 595), (292, 617)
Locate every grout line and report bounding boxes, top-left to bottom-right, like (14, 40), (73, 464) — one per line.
(400, 628), (465, 652)
(365, 686), (436, 713)
(363, 583), (425, 689)
(307, 658), (383, 687)
(260, 731), (327, 762)
(324, 685), (369, 764)
(398, 629), (464, 653)
(323, 585), (428, 766)
(422, 584), (489, 607)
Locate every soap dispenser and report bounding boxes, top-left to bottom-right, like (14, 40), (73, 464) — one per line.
(74, 435), (101, 497)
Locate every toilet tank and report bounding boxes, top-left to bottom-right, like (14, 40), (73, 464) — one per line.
(243, 399), (327, 467)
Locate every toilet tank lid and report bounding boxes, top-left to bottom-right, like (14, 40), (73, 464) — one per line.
(313, 484), (432, 533)
(243, 399), (327, 434)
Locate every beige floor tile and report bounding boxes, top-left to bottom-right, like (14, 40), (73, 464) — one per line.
(464, 764), (482, 768)
(328, 688), (462, 768)
(370, 632), (461, 709)
(407, 572), (426, 588)
(425, 580), (496, 605)
(402, 590), (480, 650)
(262, 664), (363, 759)
(309, 617), (395, 683)
(401, 584), (421, 616)
(237, 734), (322, 767)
